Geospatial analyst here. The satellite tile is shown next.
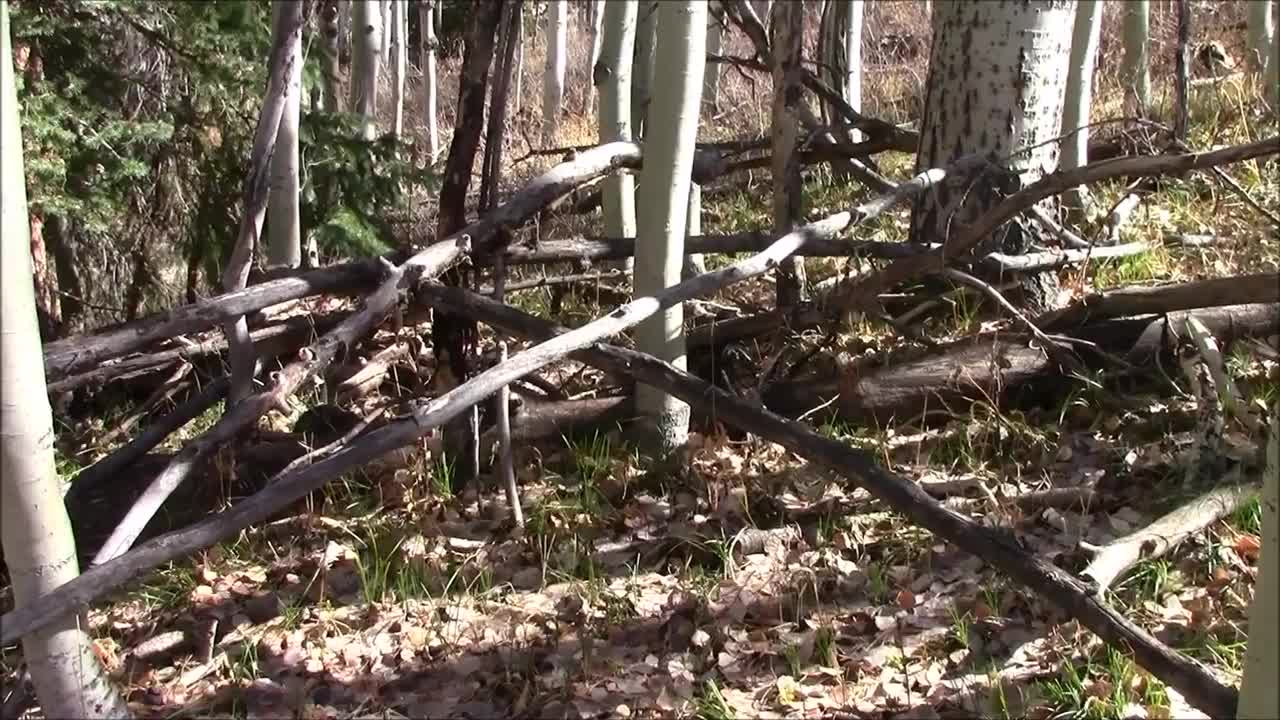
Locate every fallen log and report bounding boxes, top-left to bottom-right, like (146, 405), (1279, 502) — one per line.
(1035, 273), (1280, 330)
(42, 260), (387, 384)
(479, 396), (634, 453)
(761, 303), (1280, 424)
(48, 308), (351, 394)
(1, 291), (1240, 719)
(88, 142), (648, 565)
(1080, 482), (1257, 597)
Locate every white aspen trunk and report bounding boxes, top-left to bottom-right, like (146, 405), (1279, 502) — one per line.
(267, 0), (303, 269)
(1238, 408), (1279, 720)
(421, 0), (440, 161)
(771, 0), (805, 307)
(588, 0), (604, 115)
(598, 0), (638, 251)
(683, 182), (705, 279)
(320, 0), (342, 111)
(1267, 0), (1280, 110)
(543, 0), (568, 143)
(844, 0), (863, 141)
(1121, 0), (1151, 116)
(1060, 0), (1102, 220)
(1, 5), (131, 716)
(634, 0), (706, 455)
(380, 0), (391, 66)
(514, 6), (525, 116)
(1248, 0), (1275, 73)
(631, 0), (659, 138)
(390, 0), (406, 137)
(912, 0), (1075, 312)
(702, 2), (724, 113)
(350, 0), (382, 140)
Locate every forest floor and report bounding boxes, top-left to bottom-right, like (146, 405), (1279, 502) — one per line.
(4, 4), (1280, 719)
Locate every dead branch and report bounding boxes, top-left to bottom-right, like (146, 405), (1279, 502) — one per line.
(1080, 482), (1257, 597)
(88, 142), (646, 565)
(938, 267), (1081, 372)
(42, 260), (385, 384)
(982, 241), (1152, 272)
(1036, 273), (1280, 330)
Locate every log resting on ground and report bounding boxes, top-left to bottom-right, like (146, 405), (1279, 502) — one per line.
(761, 303), (1280, 424)
(1035, 273), (1280, 330)
(1, 288), (1240, 718)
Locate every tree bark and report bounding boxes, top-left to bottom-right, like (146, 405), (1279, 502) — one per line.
(634, 1), (706, 456)
(433, 0), (502, 488)
(1247, 0), (1276, 73)
(223, 0), (305, 405)
(770, 0), (805, 308)
(1060, 0), (1103, 221)
(597, 0), (639, 274)
(1238, 409), (1279, 719)
(390, 0), (406, 137)
(702, 2), (724, 113)
(267, 0), (304, 269)
(1174, 0), (1191, 142)
(0, 5), (131, 713)
(319, 0), (342, 111)
(910, 0), (1075, 313)
(631, 0), (659, 139)
(421, 0), (440, 162)
(542, 0), (568, 143)
(1121, 0), (1151, 117)
(350, 0), (382, 140)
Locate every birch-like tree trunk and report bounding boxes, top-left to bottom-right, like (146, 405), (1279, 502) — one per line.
(380, 0), (391, 66)
(1060, 0), (1102, 221)
(1121, 0), (1151, 117)
(514, 6), (525, 116)
(421, 0), (440, 161)
(1267, 0), (1280, 110)
(683, 183), (705, 279)
(319, 0), (342, 111)
(911, 0), (1075, 312)
(587, 0), (604, 116)
(631, 0), (659, 139)
(634, 0), (706, 455)
(267, 1), (303, 269)
(543, 0), (568, 143)
(390, 0), (406, 137)
(1247, 0), (1276, 73)
(597, 0), (638, 255)
(1, 5), (131, 716)
(1238, 409), (1279, 720)
(771, 0), (805, 307)
(819, 0), (863, 143)
(702, 2), (724, 113)
(350, 0), (382, 139)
